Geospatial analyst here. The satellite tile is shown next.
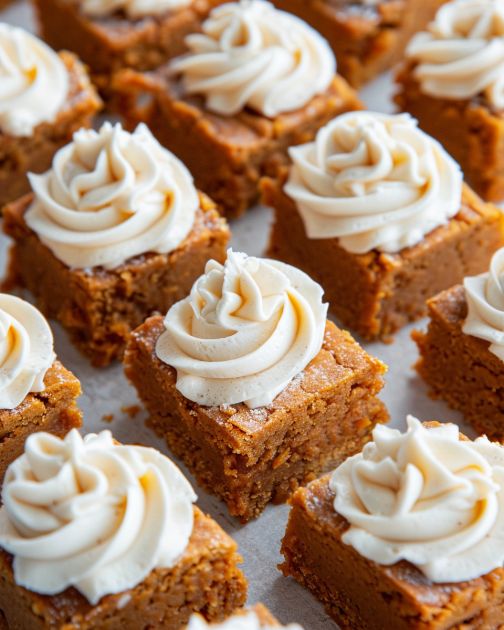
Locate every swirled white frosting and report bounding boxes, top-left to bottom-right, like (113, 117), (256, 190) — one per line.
(285, 112), (463, 254)
(25, 122), (198, 270)
(463, 247), (504, 360)
(156, 250), (327, 408)
(406, 0), (504, 108)
(330, 416), (504, 583)
(81, 0), (191, 18)
(188, 611), (303, 630)
(0, 294), (55, 411)
(0, 429), (196, 604)
(0, 24), (69, 137)
(170, 0), (335, 117)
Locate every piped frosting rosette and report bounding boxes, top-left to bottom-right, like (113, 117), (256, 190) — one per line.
(330, 417), (504, 582)
(406, 0), (504, 107)
(25, 122), (198, 270)
(285, 112), (463, 254)
(463, 247), (504, 360)
(0, 294), (55, 411)
(156, 250), (328, 408)
(0, 429), (196, 604)
(0, 24), (69, 136)
(170, 0), (335, 116)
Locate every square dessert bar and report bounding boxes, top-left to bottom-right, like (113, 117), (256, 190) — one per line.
(264, 177), (504, 340)
(113, 69), (362, 217)
(270, 0), (446, 87)
(280, 473), (504, 630)
(33, 0), (225, 95)
(2, 193), (229, 367)
(413, 285), (504, 440)
(0, 506), (247, 629)
(124, 316), (388, 522)
(0, 51), (101, 210)
(0, 361), (82, 483)
(395, 64), (504, 203)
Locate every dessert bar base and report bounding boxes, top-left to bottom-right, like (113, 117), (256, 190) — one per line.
(0, 361), (82, 484)
(264, 177), (504, 340)
(413, 285), (504, 439)
(0, 508), (247, 629)
(395, 67), (504, 203)
(2, 193), (229, 367)
(125, 316), (388, 522)
(281, 474), (504, 630)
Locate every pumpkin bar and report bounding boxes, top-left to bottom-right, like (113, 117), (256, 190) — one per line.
(395, 62), (504, 203)
(0, 50), (101, 211)
(413, 284), (504, 440)
(0, 361), (82, 484)
(0, 429), (247, 629)
(280, 472), (504, 630)
(113, 69), (361, 218)
(0, 293), (82, 483)
(264, 175), (504, 340)
(394, 0), (504, 202)
(3, 190), (229, 367)
(271, 0), (446, 88)
(281, 420), (504, 629)
(124, 315), (388, 522)
(33, 0), (225, 97)
(0, 506), (246, 629)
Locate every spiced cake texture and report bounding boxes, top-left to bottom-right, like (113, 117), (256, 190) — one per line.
(413, 285), (504, 439)
(0, 507), (247, 629)
(395, 64), (504, 203)
(0, 361), (82, 484)
(264, 176), (504, 340)
(0, 51), (101, 211)
(2, 193), (229, 367)
(280, 473), (504, 630)
(112, 69), (362, 217)
(271, 0), (446, 87)
(124, 316), (388, 522)
(33, 0), (226, 97)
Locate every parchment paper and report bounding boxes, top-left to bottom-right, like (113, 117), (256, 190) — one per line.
(0, 3), (479, 626)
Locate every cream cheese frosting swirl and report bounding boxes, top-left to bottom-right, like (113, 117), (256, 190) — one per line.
(188, 611), (303, 630)
(330, 416), (504, 583)
(0, 294), (55, 411)
(170, 0), (336, 117)
(156, 250), (328, 408)
(25, 122), (198, 270)
(285, 112), (463, 254)
(406, 0), (504, 108)
(463, 247), (504, 360)
(0, 429), (196, 604)
(80, 0), (191, 18)
(0, 24), (69, 137)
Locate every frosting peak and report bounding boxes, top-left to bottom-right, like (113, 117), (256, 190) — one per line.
(155, 250), (328, 408)
(285, 112), (463, 254)
(463, 247), (504, 360)
(25, 122), (199, 270)
(330, 417), (504, 583)
(170, 0), (336, 117)
(0, 24), (69, 136)
(0, 294), (55, 411)
(0, 430), (196, 604)
(81, 0), (191, 18)
(406, 0), (504, 108)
